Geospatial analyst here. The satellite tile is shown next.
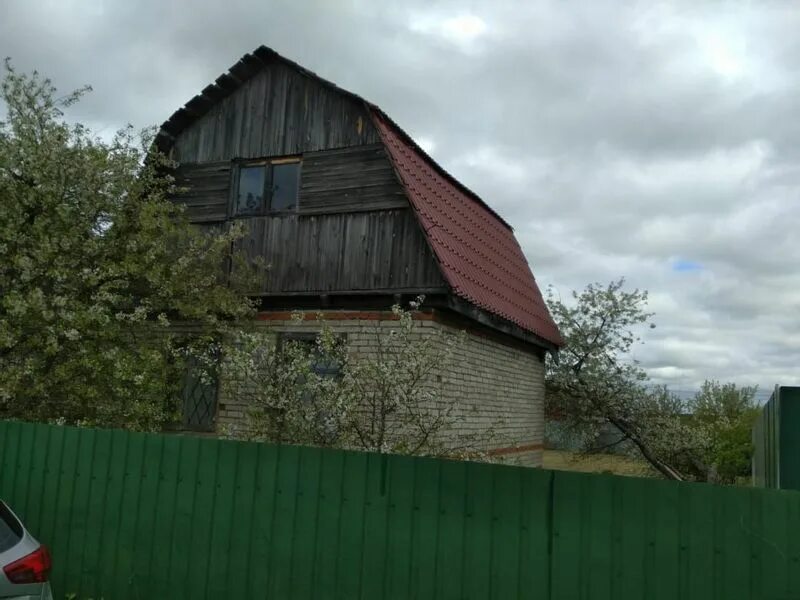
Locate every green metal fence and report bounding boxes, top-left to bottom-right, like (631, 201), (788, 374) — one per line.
(1, 420), (800, 599)
(753, 385), (800, 491)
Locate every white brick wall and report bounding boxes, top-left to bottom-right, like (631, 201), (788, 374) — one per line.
(216, 311), (545, 467)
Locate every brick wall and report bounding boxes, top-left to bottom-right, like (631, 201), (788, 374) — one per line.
(216, 311), (546, 467)
(438, 320), (545, 467)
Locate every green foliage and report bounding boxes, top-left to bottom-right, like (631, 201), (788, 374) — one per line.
(0, 63), (257, 430)
(687, 380), (760, 484)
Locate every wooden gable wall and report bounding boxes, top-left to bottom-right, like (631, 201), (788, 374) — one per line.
(171, 61), (379, 163)
(167, 58), (446, 297)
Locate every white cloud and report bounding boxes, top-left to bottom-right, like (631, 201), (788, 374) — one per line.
(3, 0), (800, 393)
(698, 31), (748, 80)
(415, 136), (437, 154)
(441, 15), (487, 43)
(409, 12), (488, 50)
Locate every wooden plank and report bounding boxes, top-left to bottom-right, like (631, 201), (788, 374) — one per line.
(171, 161), (231, 222)
(249, 67), (268, 157)
(261, 65), (278, 157)
(240, 210), (444, 294)
(168, 60), (379, 162)
(299, 201), (407, 216)
(270, 64), (289, 157)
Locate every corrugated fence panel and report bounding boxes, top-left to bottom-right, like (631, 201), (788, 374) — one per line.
(753, 386), (800, 491)
(1, 420), (800, 599)
(779, 387), (800, 491)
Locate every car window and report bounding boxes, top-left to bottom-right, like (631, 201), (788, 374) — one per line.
(0, 502), (22, 553)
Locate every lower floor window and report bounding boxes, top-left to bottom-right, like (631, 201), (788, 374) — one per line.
(181, 356), (219, 431)
(279, 332), (343, 378)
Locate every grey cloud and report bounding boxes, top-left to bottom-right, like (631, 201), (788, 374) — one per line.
(3, 0), (800, 392)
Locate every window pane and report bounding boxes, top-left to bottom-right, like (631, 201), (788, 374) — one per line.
(270, 162), (300, 211)
(235, 165), (265, 215)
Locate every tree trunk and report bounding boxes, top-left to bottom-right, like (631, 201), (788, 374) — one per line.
(608, 417), (685, 481)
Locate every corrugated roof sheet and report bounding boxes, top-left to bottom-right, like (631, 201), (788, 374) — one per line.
(372, 111), (563, 347)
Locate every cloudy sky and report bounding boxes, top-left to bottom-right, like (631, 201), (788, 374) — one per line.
(3, 0), (799, 398)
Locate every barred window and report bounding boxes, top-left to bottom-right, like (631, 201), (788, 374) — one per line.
(181, 356), (219, 431)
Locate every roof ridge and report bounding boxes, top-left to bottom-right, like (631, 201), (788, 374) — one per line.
(156, 44), (514, 231)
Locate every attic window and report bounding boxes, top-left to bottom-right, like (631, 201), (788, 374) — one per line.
(235, 164), (266, 214)
(232, 157), (301, 216)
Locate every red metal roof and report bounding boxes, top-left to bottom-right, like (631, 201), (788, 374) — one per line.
(372, 111), (563, 347)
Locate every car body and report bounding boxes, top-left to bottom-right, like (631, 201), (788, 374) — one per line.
(0, 501), (52, 600)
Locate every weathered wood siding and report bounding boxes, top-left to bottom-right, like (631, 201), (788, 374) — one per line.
(233, 209), (445, 293)
(173, 161), (231, 222)
(167, 58), (445, 297)
(172, 144), (405, 221)
(171, 61), (379, 163)
(300, 144), (405, 213)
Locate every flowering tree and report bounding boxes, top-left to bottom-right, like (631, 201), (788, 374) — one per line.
(343, 302), (473, 456)
(0, 63), (257, 429)
(223, 302), (501, 459)
(546, 279), (762, 483)
(545, 279), (702, 480)
(221, 318), (354, 447)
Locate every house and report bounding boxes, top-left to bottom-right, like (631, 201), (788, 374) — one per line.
(156, 46), (562, 466)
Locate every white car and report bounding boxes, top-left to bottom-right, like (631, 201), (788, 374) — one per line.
(0, 501), (52, 600)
